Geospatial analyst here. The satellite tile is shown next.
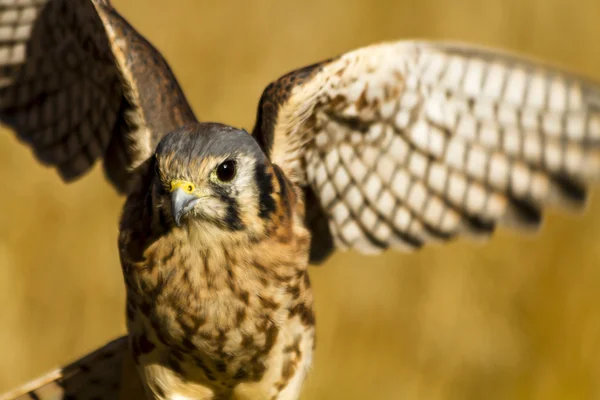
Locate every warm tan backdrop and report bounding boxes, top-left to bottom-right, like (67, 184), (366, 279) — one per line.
(2, 0), (600, 399)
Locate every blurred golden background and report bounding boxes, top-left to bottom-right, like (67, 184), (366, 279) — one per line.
(2, 0), (600, 399)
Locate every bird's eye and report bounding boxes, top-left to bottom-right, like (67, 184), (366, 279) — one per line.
(215, 160), (237, 182)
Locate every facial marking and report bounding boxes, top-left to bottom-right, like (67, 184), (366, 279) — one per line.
(255, 162), (276, 220)
(214, 188), (244, 231)
(152, 124), (274, 234)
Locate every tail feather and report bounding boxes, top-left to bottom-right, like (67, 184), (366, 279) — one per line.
(0, 336), (142, 400)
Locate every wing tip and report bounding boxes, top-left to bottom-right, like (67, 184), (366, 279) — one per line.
(549, 173), (588, 209)
(501, 197), (543, 231)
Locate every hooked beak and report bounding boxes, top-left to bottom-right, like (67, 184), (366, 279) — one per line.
(171, 188), (200, 227)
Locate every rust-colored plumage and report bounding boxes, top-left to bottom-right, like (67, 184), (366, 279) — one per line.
(3, 0), (600, 399)
(118, 124), (314, 399)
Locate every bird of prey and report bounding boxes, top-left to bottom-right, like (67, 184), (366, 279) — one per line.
(2, 0), (600, 398)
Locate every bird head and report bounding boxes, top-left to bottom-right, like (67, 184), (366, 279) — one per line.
(151, 123), (283, 239)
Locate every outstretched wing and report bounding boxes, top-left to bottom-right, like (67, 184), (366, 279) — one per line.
(0, 336), (144, 400)
(252, 41), (600, 263)
(0, 0), (196, 193)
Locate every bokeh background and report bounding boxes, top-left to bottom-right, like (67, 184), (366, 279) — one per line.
(2, 0), (600, 399)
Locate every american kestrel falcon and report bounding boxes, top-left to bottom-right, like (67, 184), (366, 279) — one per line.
(2, 0), (600, 399)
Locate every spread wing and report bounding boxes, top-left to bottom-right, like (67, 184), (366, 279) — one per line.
(0, 336), (142, 400)
(252, 41), (600, 263)
(0, 0), (196, 193)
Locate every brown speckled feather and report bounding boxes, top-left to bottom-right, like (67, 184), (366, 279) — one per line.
(252, 41), (600, 261)
(0, 0), (196, 193)
(4, 1), (600, 399)
(116, 124), (315, 399)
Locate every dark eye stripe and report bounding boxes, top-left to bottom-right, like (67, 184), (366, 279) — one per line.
(255, 163), (276, 220)
(215, 189), (244, 231)
(273, 164), (291, 214)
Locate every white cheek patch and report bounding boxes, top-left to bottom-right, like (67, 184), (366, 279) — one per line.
(234, 155), (259, 191)
(235, 157), (264, 223)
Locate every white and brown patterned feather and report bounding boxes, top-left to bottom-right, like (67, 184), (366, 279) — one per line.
(0, 336), (144, 400)
(252, 40), (600, 260)
(0, 0), (196, 193)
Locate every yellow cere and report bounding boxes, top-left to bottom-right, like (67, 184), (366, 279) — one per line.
(170, 180), (195, 194)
